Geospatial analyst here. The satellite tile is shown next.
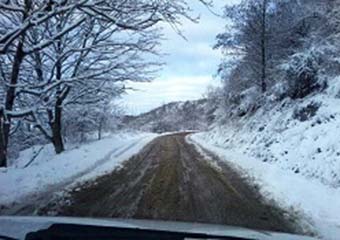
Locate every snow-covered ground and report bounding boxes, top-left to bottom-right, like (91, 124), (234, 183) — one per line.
(189, 78), (340, 240)
(0, 131), (158, 207)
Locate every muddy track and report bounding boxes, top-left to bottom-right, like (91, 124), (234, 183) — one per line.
(38, 133), (302, 234)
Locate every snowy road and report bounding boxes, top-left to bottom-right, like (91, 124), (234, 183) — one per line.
(37, 133), (305, 235)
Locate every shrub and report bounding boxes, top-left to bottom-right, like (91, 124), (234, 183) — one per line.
(281, 48), (324, 99)
(292, 102), (321, 122)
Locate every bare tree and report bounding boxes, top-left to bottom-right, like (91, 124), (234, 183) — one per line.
(216, 0), (272, 94)
(0, 0), (212, 167)
(214, 0), (339, 119)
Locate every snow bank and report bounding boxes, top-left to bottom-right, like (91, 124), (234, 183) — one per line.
(190, 77), (340, 239)
(0, 131), (158, 207)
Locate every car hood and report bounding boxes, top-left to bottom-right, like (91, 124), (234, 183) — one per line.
(0, 216), (316, 240)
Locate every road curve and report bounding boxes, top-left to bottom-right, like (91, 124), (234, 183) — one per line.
(39, 133), (303, 234)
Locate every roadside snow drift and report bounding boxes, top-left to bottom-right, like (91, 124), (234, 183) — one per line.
(0, 132), (157, 207)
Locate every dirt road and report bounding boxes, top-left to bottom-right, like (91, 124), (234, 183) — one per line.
(40, 133), (301, 234)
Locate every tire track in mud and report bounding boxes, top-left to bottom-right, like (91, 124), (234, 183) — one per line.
(42, 133), (303, 234)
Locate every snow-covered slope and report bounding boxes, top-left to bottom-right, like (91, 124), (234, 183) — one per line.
(191, 77), (340, 240)
(0, 131), (158, 208)
(122, 99), (217, 133)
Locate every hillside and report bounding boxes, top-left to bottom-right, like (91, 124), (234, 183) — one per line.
(121, 99), (217, 133)
(190, 77), (340, 240)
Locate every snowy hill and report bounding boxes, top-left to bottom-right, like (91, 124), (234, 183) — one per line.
(190, 77), (340, 240)
(121, 99), (217, 133)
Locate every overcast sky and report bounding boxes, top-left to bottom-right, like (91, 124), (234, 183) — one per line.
(119, 0), (238, 115)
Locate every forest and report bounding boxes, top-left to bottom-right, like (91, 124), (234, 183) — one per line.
(2, 0), (339, 167)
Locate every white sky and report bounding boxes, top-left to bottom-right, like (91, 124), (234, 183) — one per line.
(119, 0), (238, 115)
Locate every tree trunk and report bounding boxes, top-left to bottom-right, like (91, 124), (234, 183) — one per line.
(0, 0), (31, 167)
(51, 104), (65, 154)
(0, 112), (7, 167)
(51, 34), (65, 154)
(260, 0), (268, 93)
(98, 128), (102, 141)
(98, 119), (103, 140)
(1, 35), (26, 167)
